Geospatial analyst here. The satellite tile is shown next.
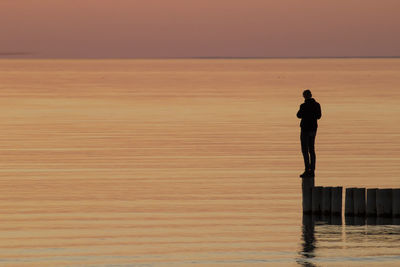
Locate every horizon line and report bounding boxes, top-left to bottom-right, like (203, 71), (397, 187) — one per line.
(1, 56), (400, 60)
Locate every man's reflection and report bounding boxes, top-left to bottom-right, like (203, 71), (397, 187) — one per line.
(297, 214), (317, 266)
(302, 215), (316, 257)
(298, 214), (343, 266)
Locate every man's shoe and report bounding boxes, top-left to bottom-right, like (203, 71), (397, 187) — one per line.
(300, 170), (315, 178)
(299, 171), (309, 178)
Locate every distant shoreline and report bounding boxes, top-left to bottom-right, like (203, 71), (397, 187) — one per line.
(0, 56), (400, 60)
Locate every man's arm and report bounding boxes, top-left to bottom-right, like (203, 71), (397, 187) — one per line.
(296, 105), (303, 118)
(316, 103), (322, 120)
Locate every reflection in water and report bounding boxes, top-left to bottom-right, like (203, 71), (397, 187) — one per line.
(347, 216), (400, 226)
(322, 214), (342, 225)
(298, 215), (317, 267)
(345, 216), (366, 226)
(346, 216), (400, 247)
(301, 215), (316, 259)
(376, 217), (394, 226)
(345, 224), (400, 250)
(298, 215), (343, 266)
(299, 214), (400, 266)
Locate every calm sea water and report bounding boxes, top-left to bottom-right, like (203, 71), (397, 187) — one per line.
(0, 59), (399, 266)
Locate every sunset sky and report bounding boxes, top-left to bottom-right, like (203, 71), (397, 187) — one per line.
(1, 0), (399, 58)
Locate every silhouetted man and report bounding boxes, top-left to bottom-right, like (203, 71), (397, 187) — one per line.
(297, 90), (321, 177)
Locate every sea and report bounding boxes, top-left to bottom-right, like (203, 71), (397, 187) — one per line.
(0, 58), (399, 266)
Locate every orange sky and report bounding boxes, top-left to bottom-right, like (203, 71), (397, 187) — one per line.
(1, 0), (399, 58)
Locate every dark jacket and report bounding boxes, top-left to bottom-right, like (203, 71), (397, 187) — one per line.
(297, 98), (321, 131)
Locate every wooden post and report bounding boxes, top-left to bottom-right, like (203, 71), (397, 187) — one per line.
(322, 187), (332, 215)
(331, 187), (343, 216)
(377, 217), (393, 225)
(331, 215), (342, 225)
(384, 189), (393, 217)
(392, 189), (400, 217)
(322, 214), (332, 224)
(354, 188), (366, 216)
(366, 216), (377, 225)
(345, 188), (356, 216)
(345, 216), (354, 225)
(377, 189), (392, 217)
(376, 189), (385, 217)
(302, 177), (315, 214)
(354, 216), (366, 225)
(312, 186), (323, 215)
(366, 188), (377, 217)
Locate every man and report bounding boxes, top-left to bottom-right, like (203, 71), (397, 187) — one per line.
(297, 90), (321, 177)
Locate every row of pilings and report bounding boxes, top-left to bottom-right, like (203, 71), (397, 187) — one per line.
(302, 177), (400, 218)
(345, 188), (400, 217)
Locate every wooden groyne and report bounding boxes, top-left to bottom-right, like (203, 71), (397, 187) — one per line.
(302, 177), (343, 216)
(302, 178), (400, 220)
(346, 188), (399, 218)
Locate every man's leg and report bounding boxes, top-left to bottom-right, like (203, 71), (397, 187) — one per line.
(301, 131), (310, 171)
(308, 131), (316, 172)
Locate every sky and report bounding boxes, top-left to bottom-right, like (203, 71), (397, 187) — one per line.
(1, 0), (400, 58)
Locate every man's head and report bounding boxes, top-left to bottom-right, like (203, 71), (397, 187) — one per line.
(303, 89), (312, 99)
